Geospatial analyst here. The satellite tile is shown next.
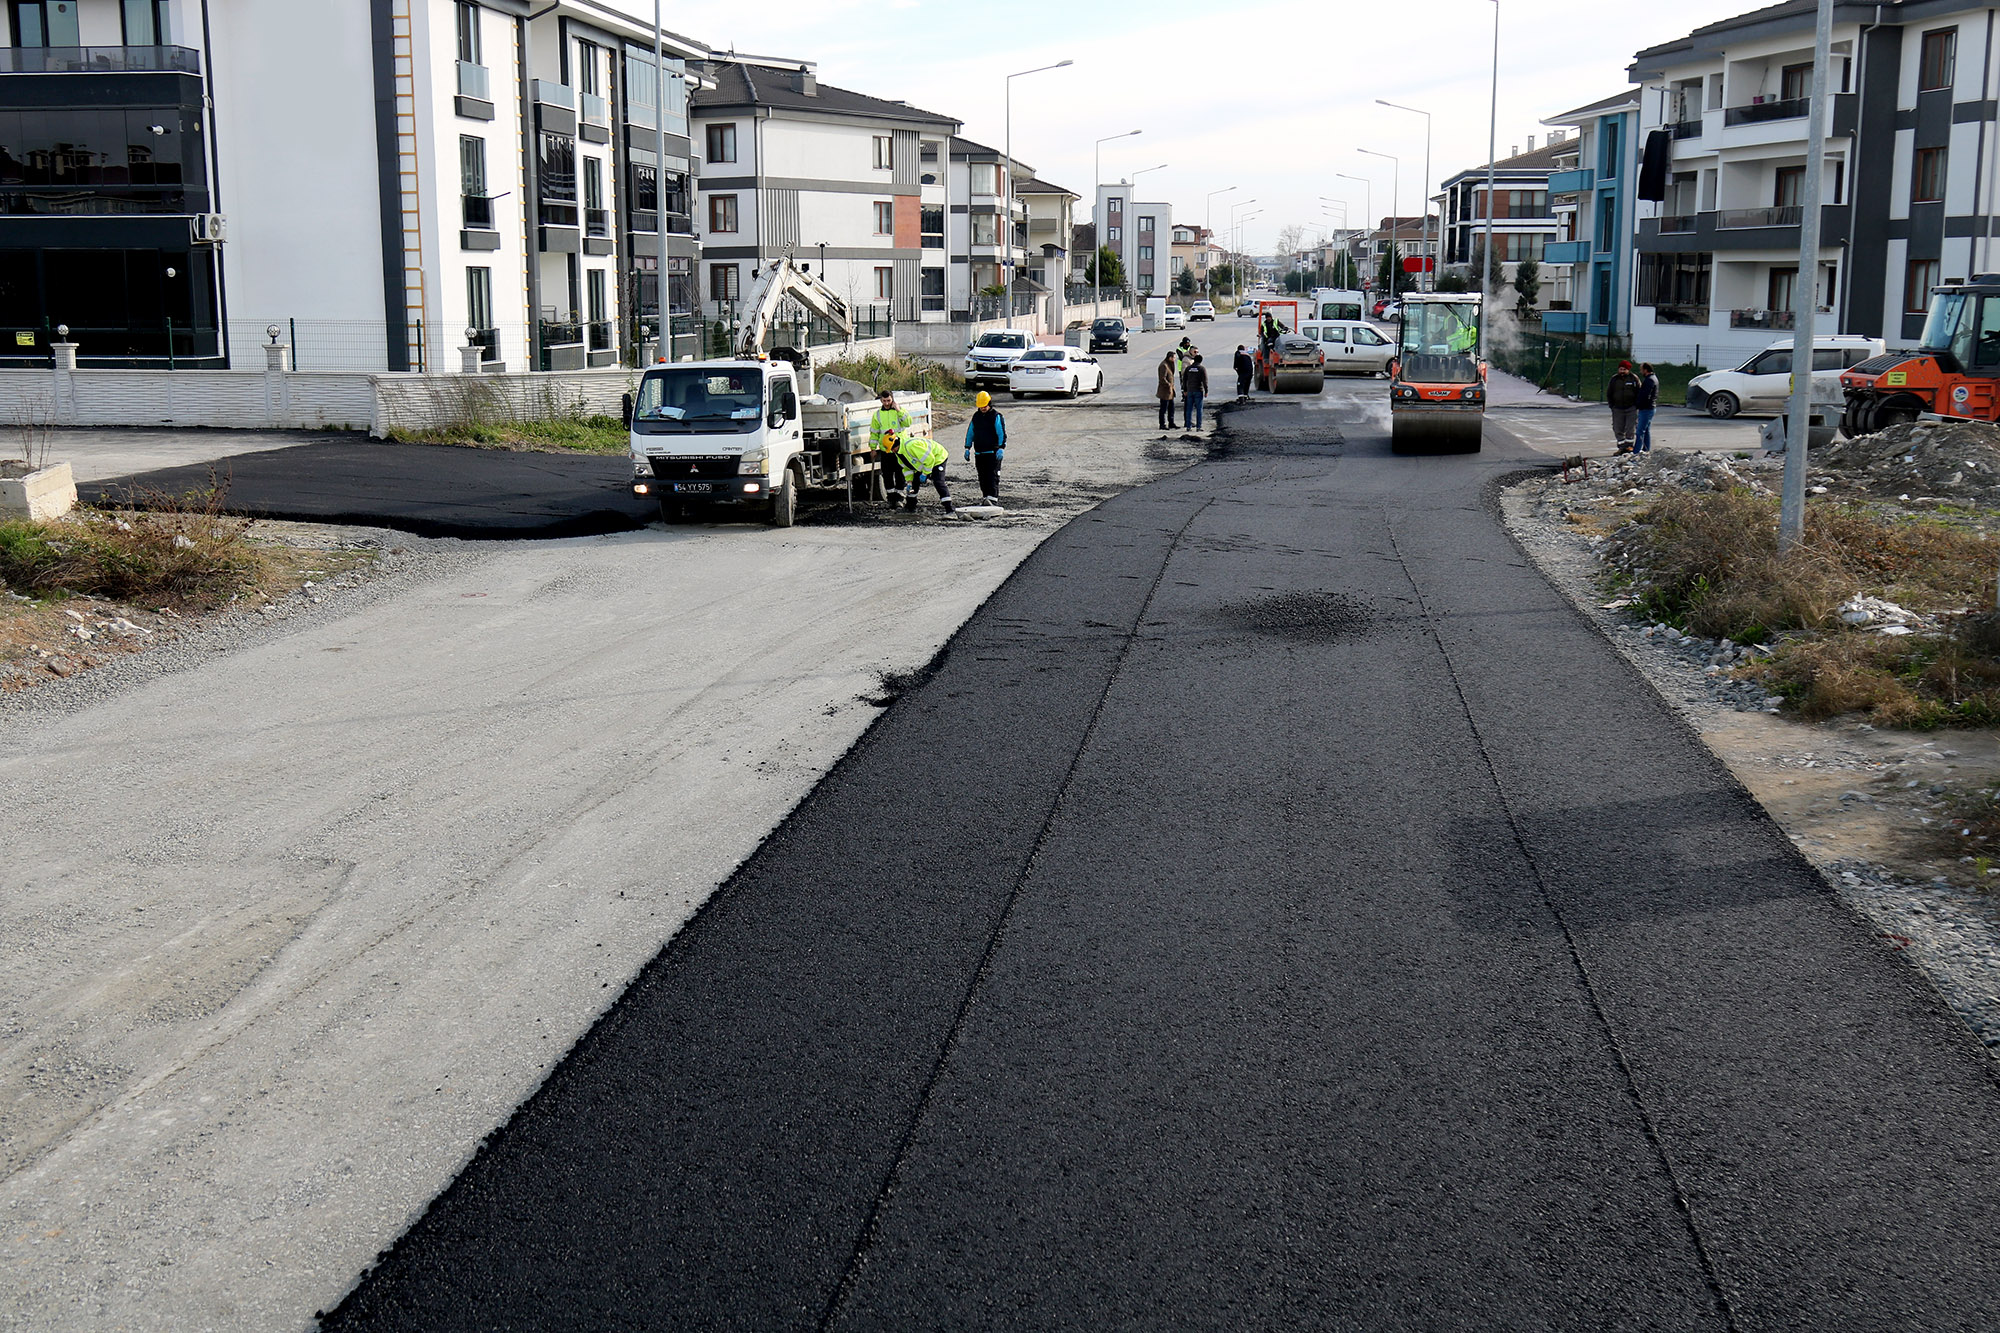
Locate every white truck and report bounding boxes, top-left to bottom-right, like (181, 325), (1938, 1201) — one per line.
(623, 257), (928, 526)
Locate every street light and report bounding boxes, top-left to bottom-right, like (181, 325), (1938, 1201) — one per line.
(1229, 198), (1258, 295)
(1357, 149), (1399, 300)
(1334, 175), (1372, 294)
(1203, 186), (1237, 295)
(1485, 0), (1500, 353)
(1005, 59), (1073, 325)
(1092, 128), (1141, 289)
(1234, 210), (1262, 287)
(1377, 99), (1432, 291)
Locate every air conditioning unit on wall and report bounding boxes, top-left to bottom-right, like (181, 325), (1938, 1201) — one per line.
(191, 213), (227, 244)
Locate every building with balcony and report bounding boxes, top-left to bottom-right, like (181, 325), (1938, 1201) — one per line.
(1016, 174), (1077, 306)
(0, 0), (719, 372)
(1169, 224), (1227, 293)
(1439, 134), (1577, 309)
(1351, 215), (1434, 292)
(692, 62), (955, 330)
(1092, 182), (1170, 296)
(1543, 91), (1641, 335)
(949, 137), (1028, 320)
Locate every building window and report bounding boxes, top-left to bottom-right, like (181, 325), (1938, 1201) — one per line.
(1138, 216), (1154, 235)
(711, 263), (739, 304)
(1920, 29), (1957, 91)
(467, 266), (493, 335)
(1138, 245), (1153, 260)
(874, 266), (893, 300)
(1106, 226), (1121, 243)
(1107, 196), (1122, 215)
(920, 266), (944, 311)
(454, 0), (479, 65)
(1913, 147), (1947, 203)
(920, 205), (943, 247)
(576, 40), (599, 95)
(705, 123), (736, 165)
(1780, 62), (1812, 101)
(708, 193), (738, 233)
(539, 133), (575, 201)
(121, 0), (165, 45)
(874, 136), (893, 170)
(1774, 165), (1804, 208)
(583, 156), (601, 211)
(874, 201), (894, 235)
(1906, 258), (1939, 312)
(1768, 265), (1798, 311)
(629, 162), (657, 217)
(10, 0), (80, 44)
(460, 135), (489, 228)
(1597, 195), (1615, 251)
(971, 163), (998, 195)
(970, 214), (997, 247)
(588, 267), (607, 324)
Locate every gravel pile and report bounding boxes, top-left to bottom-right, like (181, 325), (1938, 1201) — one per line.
(1815, 418), (2000, 503)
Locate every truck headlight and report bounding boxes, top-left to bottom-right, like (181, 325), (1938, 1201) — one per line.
(739, 451), (769, 475)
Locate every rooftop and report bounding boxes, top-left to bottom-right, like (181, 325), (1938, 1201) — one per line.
(692, 62), (959, 128)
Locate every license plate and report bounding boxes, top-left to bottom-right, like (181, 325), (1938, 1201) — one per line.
(674, 482), (714, 494)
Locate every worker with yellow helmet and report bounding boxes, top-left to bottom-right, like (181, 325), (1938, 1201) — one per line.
(881, 425), (954, 515)
(963, 390), (1007, 506)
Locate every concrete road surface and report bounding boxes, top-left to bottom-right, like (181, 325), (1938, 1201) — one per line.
(319, 379), (2000, 1330)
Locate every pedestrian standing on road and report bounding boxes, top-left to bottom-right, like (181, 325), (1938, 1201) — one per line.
(869, 390), (913, 499)
(1634, 362), (1660, 455)
(1606, 360), (1642, 454)
(1234, 344), (1253, 401)
(1182, 353), (1210, 431)
(964, 390), (1006, 505)
(884, 428), (954, 515)
(1156, 353), (1180, 431)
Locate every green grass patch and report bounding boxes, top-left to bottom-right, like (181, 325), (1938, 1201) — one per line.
(0, 486), (267, 609)
(392, 414), (630, 454)
(816, 353), (972, 405)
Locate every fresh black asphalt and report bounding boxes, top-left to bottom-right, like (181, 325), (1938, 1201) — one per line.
(321, 401), (2000, 1330)
(81, 440), (654, 539)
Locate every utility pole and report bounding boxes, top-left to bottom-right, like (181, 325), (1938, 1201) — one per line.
(1005, 60), (1072, 326)
(1377, 100), (1433, 291)
(1780, 0), (1834, 551)
(653, 0), (667, 360)
(1358, 148), (1399, 297)
(1483, 0), (1499, 355)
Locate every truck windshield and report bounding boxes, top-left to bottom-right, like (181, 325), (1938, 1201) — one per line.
(1400, 303), (1480, 357)
(1920, 291), (1971, 360)
(635, 367), (764, 421)
(1319, 302), (1362, 321)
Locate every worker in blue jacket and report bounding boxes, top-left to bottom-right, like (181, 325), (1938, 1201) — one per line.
(963, 390), (1007, 505)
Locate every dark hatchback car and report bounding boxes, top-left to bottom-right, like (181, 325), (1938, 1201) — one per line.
(1089, 318), (1129, 353)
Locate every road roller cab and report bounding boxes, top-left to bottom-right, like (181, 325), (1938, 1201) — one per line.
(1841, 276), (2000, 435)
(1389, 294), (1486, 453)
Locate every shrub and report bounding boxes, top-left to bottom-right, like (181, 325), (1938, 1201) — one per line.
(0, 482), (266, 609)
(816, 352), (969, 403)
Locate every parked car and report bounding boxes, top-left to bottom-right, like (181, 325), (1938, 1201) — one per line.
(963, 329), (1036, 388)
(1300, 319), (1396, 375)
(1163, 305), (1187, 329)
(1089, 317), (1129, 353)
(1686, 336), (1887, 418)
(1189, 299), (1216, 321)
(1008, 346), (1106, 398)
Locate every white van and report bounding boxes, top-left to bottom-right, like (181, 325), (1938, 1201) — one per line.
(1300, 320), (1395, 375)
(1687, 336), (1886, 418)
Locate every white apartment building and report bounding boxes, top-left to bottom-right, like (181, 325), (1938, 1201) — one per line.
(1627, 0), (2000, 365)
(690, 62), (956, 326)
(1092, 183), (1171, 295)
(0, 0), (713, 372)
(1016, 175), (1078, 298)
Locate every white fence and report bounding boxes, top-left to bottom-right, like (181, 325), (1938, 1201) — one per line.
(0, 336), (893, 439)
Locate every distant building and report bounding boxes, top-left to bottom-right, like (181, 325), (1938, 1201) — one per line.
(1092, 184), (1171, 295)
(1543, 91), (1642, 334)
(1439, 135), (1578, 308)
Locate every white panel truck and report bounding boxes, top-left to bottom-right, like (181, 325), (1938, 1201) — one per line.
(622, 258), (928, 526)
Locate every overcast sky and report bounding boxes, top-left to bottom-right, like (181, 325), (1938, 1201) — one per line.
(660, 0), (1769, 253)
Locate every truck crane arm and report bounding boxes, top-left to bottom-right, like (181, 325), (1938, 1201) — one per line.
(733, 257), (855, 361)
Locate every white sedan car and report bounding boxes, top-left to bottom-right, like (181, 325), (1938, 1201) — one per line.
(1301, 320), (1396, 375)
(1008, 346), (1106, 398)
(1163, 305), (1187, 329)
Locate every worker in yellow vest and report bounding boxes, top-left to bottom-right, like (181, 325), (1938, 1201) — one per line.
(883, 428), (954, 515)
(868, 389), (913, 500)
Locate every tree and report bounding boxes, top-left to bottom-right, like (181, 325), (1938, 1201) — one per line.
(1467, 239), (1506, 297)
(1377, 242), (1417, 296)
(1087, 244), (1125, 288)
(1175, 266), (1197, 296)
(1434, 269), (1468, 293)
(1211, 262), (1238, 294)
(1513, 257), (1542, 315)
(1273, 223), (1307, 260)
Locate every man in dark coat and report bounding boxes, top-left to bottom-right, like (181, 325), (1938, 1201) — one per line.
(1234, 345), (1253, 401)
(1606, 360), (1642, 453)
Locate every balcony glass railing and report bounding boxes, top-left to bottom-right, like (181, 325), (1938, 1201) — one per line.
(580, 91), (608, 125)
(463, 194), (494, 229)
(539, 318), (584, 347)
(1670, 118), (1704, 140)
(1658, 214), (1698, 233)
(585, 207), (609, 238)
(533, 80), (573, 109)
(1717, 205), (1801, 229)
(0, 44), (199, 74)
(1724, 97), (1808, 127)
(586, 319), (613, 348)
(469, 327), (500, 361)
(456, 60), (489, 100)
(1731, 308), (1795, 330)
(1651, 303), (1711, 325)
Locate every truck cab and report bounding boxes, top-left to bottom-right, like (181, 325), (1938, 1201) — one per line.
(627, 360), (805, 524)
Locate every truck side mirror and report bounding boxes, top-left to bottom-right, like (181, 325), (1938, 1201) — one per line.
(620, 392), (633, 428)
(781, 390), (799, 419)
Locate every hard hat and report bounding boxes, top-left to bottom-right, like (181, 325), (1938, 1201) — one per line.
(976, 391), (991, 409)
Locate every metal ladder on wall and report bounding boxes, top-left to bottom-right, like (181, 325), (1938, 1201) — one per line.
(389, 0), (427, 372)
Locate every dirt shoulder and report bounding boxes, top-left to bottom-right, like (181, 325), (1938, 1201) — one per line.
(1501, 454), (2000, 1053)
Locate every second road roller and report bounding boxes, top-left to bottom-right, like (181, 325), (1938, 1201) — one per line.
(1389, 293), (1486, 453)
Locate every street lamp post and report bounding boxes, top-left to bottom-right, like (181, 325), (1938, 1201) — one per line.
(1357, 149), (1399, 300)
(1205, 185), (1238, 293)
(1229, 198), (1258, 296)
(1376, 99), (1432, 292)
(1092, 128), (1141, 290)
(1485, 0), (1500, 353)
(1006, 59), (1072, 325)
(1334, 174), (1371, 294)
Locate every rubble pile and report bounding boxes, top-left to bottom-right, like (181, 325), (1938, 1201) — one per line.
(1814, 418), (2000, 503)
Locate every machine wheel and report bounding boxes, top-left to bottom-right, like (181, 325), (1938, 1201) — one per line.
(1876, 395), (1924, 430)
(768, 468), (797, 528)
(1706, 391), (1740, 419)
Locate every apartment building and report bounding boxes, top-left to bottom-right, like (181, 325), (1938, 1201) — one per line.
(1015, 174), (1077, 298)
(1169, 224), (1226, 292)
(690, 62), (956, 325)
(1091, 183), (1171, 295)
(1628, 0), (2000, 366)
(1439, 135), (1577, 307)
(947, 137), (1018, 317)
(1352, 215), (1434, 290)
(1543, 91), (1641, 334)
(0, 0), (706, 372)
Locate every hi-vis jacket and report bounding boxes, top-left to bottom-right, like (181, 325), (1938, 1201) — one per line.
(869, 406), (912, 450)
(894, 433), (948, 473)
